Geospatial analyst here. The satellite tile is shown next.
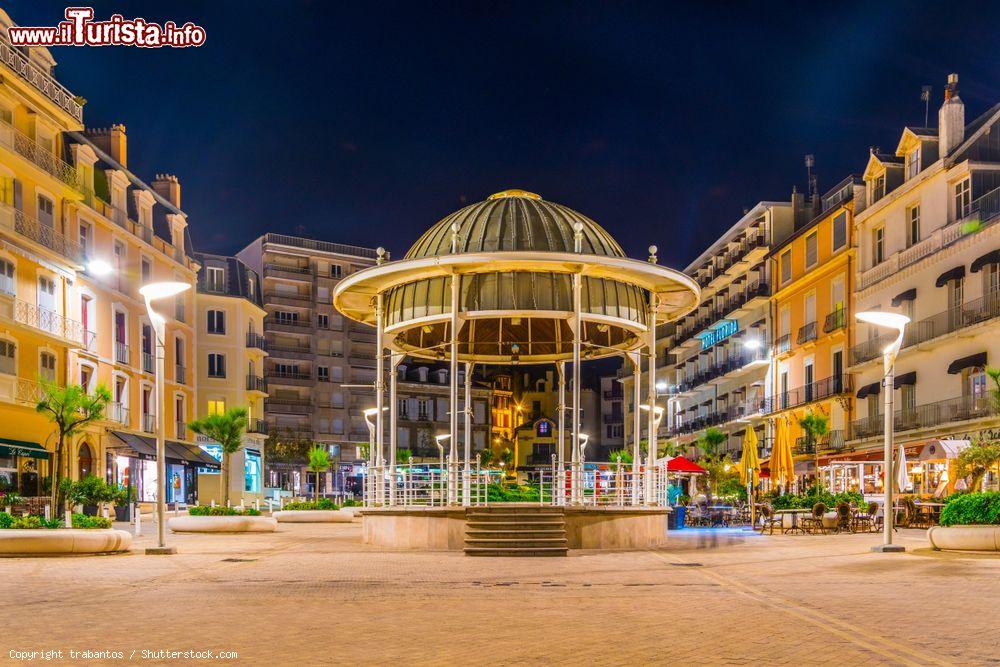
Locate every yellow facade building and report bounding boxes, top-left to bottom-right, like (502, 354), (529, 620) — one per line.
(768, 177), (865, 466)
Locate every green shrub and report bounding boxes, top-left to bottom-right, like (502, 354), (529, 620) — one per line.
(0, 512), (61, 529)
(939, 492), (1000, 527)
(341, 498), (361, 507)
(767, 488), (866, 512)
(283, 499), (340, 511)
(188, 506), (261, 516)
(486, 483), (540, 503)
(0, 491), (24, 507)
(71, 513), (112, 529)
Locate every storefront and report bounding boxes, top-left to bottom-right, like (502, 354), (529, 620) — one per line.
(107, 431), (221, 504)
(196, 442), (264, 504)
(0, 438), (48, 497)
(820, 439), (971, 497)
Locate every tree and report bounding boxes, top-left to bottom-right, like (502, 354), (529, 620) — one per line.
(36, 381), (111, 511)
(697, 427), (727, 459)
(478, 447), (495, 467)
(955, 441), (1000, 491)
(799, 412), (829, 489)
(188, 407), (248, 506)
(306, 445), (331, 501)
(659, 440), (683, 459)
(396, 448), (413, 463)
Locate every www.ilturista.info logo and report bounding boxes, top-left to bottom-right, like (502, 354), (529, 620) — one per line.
(7, 7), (206, 48)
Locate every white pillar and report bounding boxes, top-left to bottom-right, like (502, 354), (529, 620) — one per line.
(646, 300), (658, 505)
(463, 361), (472, 506)
(449, 273), (459, 505)
(389, 352), (402, 506)
(630, 351), (641, 506)
(374, 292), (385, 506)
(153, 319), (168, 550)
(571, 272), (582, 505)
(877, 352), (902, 551)
(557, 362), (566, 505)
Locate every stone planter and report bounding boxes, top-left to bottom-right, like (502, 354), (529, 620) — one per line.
(273, 509), (353, 523)
(0, 529), (132, 555)
(927, 525), (1000, 551)
(167, 515), (277, 533)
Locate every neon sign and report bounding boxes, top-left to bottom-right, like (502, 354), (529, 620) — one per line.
(699, 320), (738, 349)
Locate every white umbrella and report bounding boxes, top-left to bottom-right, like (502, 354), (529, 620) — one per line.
(894, 444), (909, 492)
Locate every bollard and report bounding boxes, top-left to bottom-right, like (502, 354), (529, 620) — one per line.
(279, 495), (284, 510)
(64, 508), (72, 528)
(44, 504), (50, 521)
(102, 505), (110, 519)
(134, 503), (142, 536)
(227, 499), (231, 508)
(255, 499), (260, 511)
(211, 499), (216, 508)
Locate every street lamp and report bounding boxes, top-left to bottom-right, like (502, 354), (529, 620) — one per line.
(856, 310), (910, 553)
(363, 407), (387, 505)
(139, 281), (191, 555)
(639, 403), (665, 504)
(86, 259), (113, 276)
(435, 434), (451, 502)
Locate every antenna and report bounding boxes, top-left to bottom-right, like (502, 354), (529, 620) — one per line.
(804, 154), (816, 196)
(921, 85), (932, 127)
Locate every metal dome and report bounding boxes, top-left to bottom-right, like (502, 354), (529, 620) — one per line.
(405, 190), (626, 258)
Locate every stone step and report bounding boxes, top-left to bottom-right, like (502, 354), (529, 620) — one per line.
(464, 546), (568, 557)
(466, 516), (566, 524)
(466, 529), (566, 538)
(465, 537), (567, 548)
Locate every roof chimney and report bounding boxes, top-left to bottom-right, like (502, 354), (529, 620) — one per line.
(152, 173), (181, 209)
(790, 185), (806, 229)
(939, 73), (965, 156)
(83, 123), (127, 167)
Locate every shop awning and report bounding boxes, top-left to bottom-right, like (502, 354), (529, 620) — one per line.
(947, 352), (987, 374)
(971, 249), (1000, 273)
(0, 438), (49, 460)
(935, 265), (966, 287)
(666, 456), (706, 474)
(894, 371), (917, 388)
(891, 288), (917, 306)
(856, 381), (881, 398)
(918, 439), (970, 461)
(108, 432), (221, 470)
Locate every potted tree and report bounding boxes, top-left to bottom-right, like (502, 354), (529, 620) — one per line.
(798, 412), (829, 489)
(307, 444), (331, 501)
(188, 406), (248, 507)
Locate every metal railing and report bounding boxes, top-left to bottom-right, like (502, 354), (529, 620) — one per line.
(774, 333), (791, 355)
(771, 375), (852, 412)
(247, 418), (268, 435)
(142, 413), (155, 434)
(266, 369), (311, 381)
(262, 233), (378, 259)
(246, 374), (267, 392)
(114, 341), (129, 365)
(266, 397), (311, 413)
(850, 394), (997, 442)
(142, 351), (154, 374)
(175, 364), (187, 385)
(0, 120), (79, 187)
(11, 299), (84, 344)
(106, 402), (129, 426)
(265, 317), (311, 329)
(0, 377), (44, 406)
(245, 332), (267, 351)
(796, 321), (818, 345)
(176, 421), (187, 439)
(823, 307), (847, 333)
(3, 204), (84, 264)
(0, 35), (84, 121)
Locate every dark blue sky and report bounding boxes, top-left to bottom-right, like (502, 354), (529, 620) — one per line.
(9, 1), (1000, 268)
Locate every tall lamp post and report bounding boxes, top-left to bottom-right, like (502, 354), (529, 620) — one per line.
(139, 281), (191, 556)
(856, 311), (909, 553)
(639, 403), (665, 504)
(363, 407), (387, 505)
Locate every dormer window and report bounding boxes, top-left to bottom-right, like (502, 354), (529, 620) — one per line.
(869, 174), (886, 205)
(905, 148), (921, 180)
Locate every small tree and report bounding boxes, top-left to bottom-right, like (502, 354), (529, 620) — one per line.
(799, 412), (829, 489)
(610, 448), (633, 465)
(188, 407), (248, 506)
(955, 441), (1000, 491)
(479, 447), (495, 467)
(306, 445), (331, 501)
(36, 381), (111, 511)
(697, 427), (727, 459)
(396, 448), (413, 463)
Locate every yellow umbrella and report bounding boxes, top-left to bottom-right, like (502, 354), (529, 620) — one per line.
(769, 417), (795, 488)
(739, 425), (760, 485)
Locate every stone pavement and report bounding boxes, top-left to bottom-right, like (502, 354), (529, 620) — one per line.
(2, 521), (998, 666)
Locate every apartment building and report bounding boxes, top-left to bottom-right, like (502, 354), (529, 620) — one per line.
(769, 176), (865, 462)
(192, 252), (267, 505)
(847, 75), (1000, 487)
(235, 234), (378, 459)
(600, 374), (624, 453)
(660, 201), (796, 457)
(512, 369), (600, 469)
(0, 14), (204, 503)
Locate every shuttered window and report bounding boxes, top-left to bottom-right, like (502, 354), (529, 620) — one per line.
(832, 211), (847, 251)
(805, 232), (818, 268)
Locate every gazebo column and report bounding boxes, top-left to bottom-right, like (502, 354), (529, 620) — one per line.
(463, 361), (473, 506)
(629, 350), (641, 506)
(449, 272), (460, 505)
(646, 299), (659, 505)
(571, 274), (582, 505)
(557, 361), (566, 505)
(389, 352), (403, 506)
(375, 291), (385, 506)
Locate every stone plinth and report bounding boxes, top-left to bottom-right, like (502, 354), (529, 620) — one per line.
(167, 516), (277, 533)
(0, 529), (133, 555)
(274, 510), (354, 523)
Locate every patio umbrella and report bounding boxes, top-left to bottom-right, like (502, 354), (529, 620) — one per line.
(768, 418), (795, 489)
(739, 425), (760, 485)
(894, 443), (910, 492)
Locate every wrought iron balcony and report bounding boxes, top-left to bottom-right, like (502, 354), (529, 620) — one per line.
(0, 121), (78, 187)
(850, 394), (997, 441)
(176, 421), (187, 440)
(245, 332), (267, 351)
(246, 374), (268, 392)
(247, 418), (268, 435)
(142, 351), (154, 374)
(770, 375), (851, 412)
(142, 413), (155, 434)
(0, 204), (83, 264)
(114, 341), (129, 365)
(105, 402), (129, 426)
(8, 299), (85, 345)
(265, 397), (311, 414)
(774, 334), (791, 355)
(0, 35), (83, 121)
(796, 321), (818, 345)
(175, 364), (187, 385)
(823, 307), (847, 333)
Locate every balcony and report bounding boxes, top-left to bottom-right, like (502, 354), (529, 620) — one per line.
(349, 353), (377, 368)
(349, 327), (375, 342)
(142, 413), (155, 434)
(262, 233), (378, 259)
(176, 421), (187, 440)
(0, 203), (83, 265)
(0, 376), (44, 406)
(266, 423), (314, 441)
(175, 364), (187, 385)
(0, 121), (78, 188)
(142, 351), (154, 374)
(265, 397), (311, 414)
(849, 394), (996, 442)
(263, 262), (312, 281)
(770, 375), (852, 413)
(114, 341), (130, 365)
(823, 307), (847, 334)
(673, 279), (769, 344)
(796, 321), (818, 345)
(266, 369), (312, 385)
(245, 332), (267, 352)
(246, 374), (267, 393)
(774, 334), (791, 356)
(247, 418), (268, 435)
(105, 402), (129, 426)
(603, 412), (624, 425)
(266, 342), (313, 360)
(265, 317), (312, 333)
(0, 35), (84, 121)
(2, 299), (85, 345)
(264, 290), (313, 306)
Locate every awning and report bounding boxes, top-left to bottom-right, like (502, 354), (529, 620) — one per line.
(0, 438), (49, 460)
(918, 439), (970, 461)
(894, 371), (917, 388)
(971, 249), (1000, 273)
(108, 431), (157, 461)
(245, 448), (262, 458)
(666, 456), (706, 474)
(108, 432), (221, 470)
(856, 381), (881, 398)
(947, 352), (987, 374)
(891, 288), (917, 306)
(935, 265), (966, 287)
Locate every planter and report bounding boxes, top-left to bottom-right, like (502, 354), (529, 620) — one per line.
(114, 505), (131, 522)
(927, 525), (1000, 552)
(0, 529), (132, 555)
(167, 515), (277, 533)
(273, 509), (353, 523)
(82, 504), (99, 517)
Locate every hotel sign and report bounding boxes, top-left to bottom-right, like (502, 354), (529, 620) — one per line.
(699, 320), (738, 349)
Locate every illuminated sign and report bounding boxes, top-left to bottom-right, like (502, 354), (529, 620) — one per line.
(699, 320), (738, 349)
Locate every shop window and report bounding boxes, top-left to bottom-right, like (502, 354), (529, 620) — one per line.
(78, 442), (93, 478)
(245, 450), (261, 492)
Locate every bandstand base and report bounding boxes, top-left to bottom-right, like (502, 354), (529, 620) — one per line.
(361, 505), (670, 552)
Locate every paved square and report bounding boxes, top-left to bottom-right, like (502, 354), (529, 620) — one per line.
(3, 522), (997, 665)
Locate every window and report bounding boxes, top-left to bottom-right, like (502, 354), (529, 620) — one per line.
(275, 311), (298, 325)
(779, 370), (789, 409)
(867, 395), (879, 421)
(175, 395), (186, 438)
(317, 314), (329, 329)
(872, 226), (884, 265)
(417, 399), (430, 420)
(317, 366), (329, 382)
(905, 205), (920, 248)
(906, 149), (921, 180)
(537, 420), (551, 437)
(36, 194), (53, 227)
(79, 223), (91, 258)
(805, 232), (818, 268)
(0, 258), (13, 296)
(38, 276), (55, 312)
(398, 398), (408, 417)
(113, 242), (124, 290)
(247, 273), (256, 299)
(870, 174), (885, 205)
(955, 178), (972, 219)
(0, 339), (15, 375)
(965, 366), (988, 401)
(206, 267), (225, 292)
(983, 263), (1000, 296)
(39, 351), (56, 381)
(207, 309), (226, 334)
(208, 353), (226, 378)
(780, 249), (792, 284)
(208, 399), (226, 416)
(141, 258), (151, 283)
(900, 384), (916, 416)
(80, 364), (94, 392)
(832, 211), (847, 251)
(330, 265), (342, 278)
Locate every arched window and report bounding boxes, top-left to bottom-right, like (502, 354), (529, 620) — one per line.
(78, 442), (93, 478)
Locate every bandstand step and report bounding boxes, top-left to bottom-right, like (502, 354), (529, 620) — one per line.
(464, 546), (568, 557)
(464, 507), (567, 557)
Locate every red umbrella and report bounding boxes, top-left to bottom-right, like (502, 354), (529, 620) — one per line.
(666, 456), (706, 474)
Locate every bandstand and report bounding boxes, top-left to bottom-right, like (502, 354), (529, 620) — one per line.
(333, 190), (699, 550)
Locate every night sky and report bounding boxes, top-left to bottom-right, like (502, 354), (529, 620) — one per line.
(8, 1), (1000, 269)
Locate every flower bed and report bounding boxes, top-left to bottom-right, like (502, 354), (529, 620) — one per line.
(274, 499), (352, 523)
(282, 499), (339, 511)
(928, 492), (1000, 552)
(0, 512), (131, 554)
(168, 506), (275, 533)
(188, 506), (261, 517)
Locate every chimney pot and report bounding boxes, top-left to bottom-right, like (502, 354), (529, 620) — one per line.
(83, 123), (127, 167)
(152, 173), (181, 208)
(939, 73), (965, 156)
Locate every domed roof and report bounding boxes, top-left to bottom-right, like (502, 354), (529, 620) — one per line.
(404, 190), (626, 259)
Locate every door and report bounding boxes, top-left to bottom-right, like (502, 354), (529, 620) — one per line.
(832, 350), (843, 393)
(804, 362), (814, 403)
